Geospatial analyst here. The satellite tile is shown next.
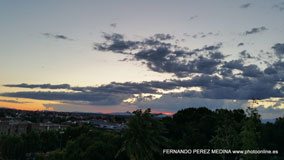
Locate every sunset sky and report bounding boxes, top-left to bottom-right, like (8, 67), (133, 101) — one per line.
(1, 0), (284, 119)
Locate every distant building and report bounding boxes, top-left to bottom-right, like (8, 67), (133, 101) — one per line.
(0, 121), (68, 135)
(91, 119), (126, 130)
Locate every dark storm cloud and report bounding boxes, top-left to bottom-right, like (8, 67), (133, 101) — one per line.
(240, 3), (251, 9)
(43, 33), (73, 40)
(244, 26), (267, 35)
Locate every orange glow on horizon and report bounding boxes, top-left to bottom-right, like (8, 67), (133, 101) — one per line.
(161, 112), (174, 116)
(0, 96), (58, 111)
(151, 111), (174, 116)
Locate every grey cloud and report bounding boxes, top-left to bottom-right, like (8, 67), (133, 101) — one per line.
(110, 23), (117, 28)
(240, 3), (251, 9)
(179, 76), (281, 100)
(152, 33), (174, 40)
(189, 15), (198, 21)
(239, 50), (254, 59)
(3, 36), (284, 105)
(184, 32), (219, 39)
(272, 43), (284, 58)
(92, 33), (284, 101)
(244, 26), (267, 35)
(0, 99), (29, 104)
(209, 51), (225, 59)
(3, 83), (71, 90)
(237, 43), (244, 47)
(3, 82), (157, 95)
(273, 2), (284, 11)
(43, 33), (73, 40)
(2, 69), (284, 103)
(264, 66), (277, 75)
(242, 64), (262, 77)
(223, 60), (244, 70)
(1, 91), (127, 106)
(95, 33), (223, 77)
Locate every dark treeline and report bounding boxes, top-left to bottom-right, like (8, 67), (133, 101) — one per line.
(0, 107), (284, 160)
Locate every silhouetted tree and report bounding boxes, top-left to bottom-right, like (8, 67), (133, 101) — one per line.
(241, 107), (261, 160)
(117, 108), (167, 160)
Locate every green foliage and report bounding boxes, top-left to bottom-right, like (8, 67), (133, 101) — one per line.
(63, 128), (122, 160)
(240, 107), (261, 160)
(170, 107), (216, 148)
(0, 135), (26, 160)
(1, 107), (284, 160)
(118, 108), (167, 160)
(210, 109), (245, 160)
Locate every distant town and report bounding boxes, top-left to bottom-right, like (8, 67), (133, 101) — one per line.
(0, 107), (168, 135)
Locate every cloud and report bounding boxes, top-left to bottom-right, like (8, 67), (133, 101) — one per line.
(3, 68), (284, 101)
(3, 83), (71, 90)
(272, 43), (284, 58)
(240, 3), (252, 9)
(0, 99), (29, 104)
(183, 32), (219, 39)
(257, 106), (284, 119)
(244, 26), (267, 35)
(237, 42), (244, 47)
(3, 34), (284, 113)
(110, 23), (117, 28)
(94, 33), (223, 77)
(43, 33), (73, 40)
(239, 50), (254, 59)
(242, 64), (262, 77)
(3, 82), (159, 94)
(91, 32), (284, 101)
(223, 59), (244, 70)
(153, 33), (174, 40)
(188, 15), (198, 21)
(1, 91), (127, 106)
(273, 2), (284, 11)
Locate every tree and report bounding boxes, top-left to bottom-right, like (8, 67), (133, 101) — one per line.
(240, 107), (261, 160)
(117, 108), (167, 160)
(210, 109), (245, 160)
(64, 128), (122, 160)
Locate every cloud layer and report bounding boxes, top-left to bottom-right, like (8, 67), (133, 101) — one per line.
(2, 33), (284, 117)
(43, 33), (73, 41)
(244, 26), (267, 35)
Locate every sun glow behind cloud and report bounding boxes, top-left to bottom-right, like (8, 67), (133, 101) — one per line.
(248, 97), (284, 109)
